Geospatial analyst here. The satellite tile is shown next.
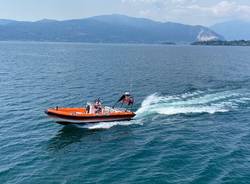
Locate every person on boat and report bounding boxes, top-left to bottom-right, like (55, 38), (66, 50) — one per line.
(115, 92), (134, 107)
(86, 104), (90, 114)
(94, 98), (102, 114)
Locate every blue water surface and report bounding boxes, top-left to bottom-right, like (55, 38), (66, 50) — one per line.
(1, 42), (250, 183)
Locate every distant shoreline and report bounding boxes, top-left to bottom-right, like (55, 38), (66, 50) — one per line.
(1, 40), (250, 47)
(0, 40), (182, 46)
(191, 40), (250, 46)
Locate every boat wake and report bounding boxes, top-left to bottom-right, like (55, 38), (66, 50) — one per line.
(79, 89), (250, 129)
(77, 119), (143, 130)
(136, 89), (250, 117)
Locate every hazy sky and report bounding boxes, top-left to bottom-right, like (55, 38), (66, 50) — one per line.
(1, 0), (250, 25)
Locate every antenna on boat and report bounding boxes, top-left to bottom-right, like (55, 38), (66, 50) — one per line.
(129, 76), (133, 93)
(128, 58), (134, 94)
(128, 58), (134, 111)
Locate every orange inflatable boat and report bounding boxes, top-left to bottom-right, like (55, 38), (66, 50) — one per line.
(45, 93), (136, 125)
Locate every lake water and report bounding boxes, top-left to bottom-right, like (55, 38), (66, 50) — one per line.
(1, 42), (250, 183)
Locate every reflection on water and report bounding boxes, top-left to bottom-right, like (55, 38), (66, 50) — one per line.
(47, 124), (135, 152)
(47, 125), (102, 151)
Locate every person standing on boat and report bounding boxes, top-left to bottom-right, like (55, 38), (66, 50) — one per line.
(86, 104), (90, 114)
(94, 98), (102, 114)
(115, 92), (134, 107)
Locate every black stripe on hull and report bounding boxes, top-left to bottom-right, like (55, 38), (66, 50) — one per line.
(56, 118), (133, 125)
(45, 111), (136, 124)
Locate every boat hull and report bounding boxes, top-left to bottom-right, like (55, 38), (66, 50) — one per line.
(55, 117), (134, 125)
(45, 107), (136, 125)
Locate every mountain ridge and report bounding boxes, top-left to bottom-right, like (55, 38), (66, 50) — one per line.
(211, 20), (250, 41)
(0, 14), (223, 43)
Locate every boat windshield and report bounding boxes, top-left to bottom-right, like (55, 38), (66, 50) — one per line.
(86, 102), (129, 114)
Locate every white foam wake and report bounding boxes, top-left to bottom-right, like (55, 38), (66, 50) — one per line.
(79, 119), (143, 130)
(136, 90), (248, 117)
(78, 90), (249, 129)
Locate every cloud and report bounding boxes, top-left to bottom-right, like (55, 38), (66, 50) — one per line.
(122, 0), (196, 6)
(189, 1), (250, 18)
(121, 0), (197, 21)
(121, 0), (250, 25)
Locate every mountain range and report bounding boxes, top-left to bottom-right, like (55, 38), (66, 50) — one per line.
(210, 20), (250, 41)
(0, 14), (223, 43)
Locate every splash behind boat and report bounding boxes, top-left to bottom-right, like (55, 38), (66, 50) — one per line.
(45, 93), (135, 125)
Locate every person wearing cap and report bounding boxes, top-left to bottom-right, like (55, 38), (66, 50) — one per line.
(117, 92), (133, 105)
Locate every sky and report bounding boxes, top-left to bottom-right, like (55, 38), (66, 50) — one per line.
(0, 0), (250, 26)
